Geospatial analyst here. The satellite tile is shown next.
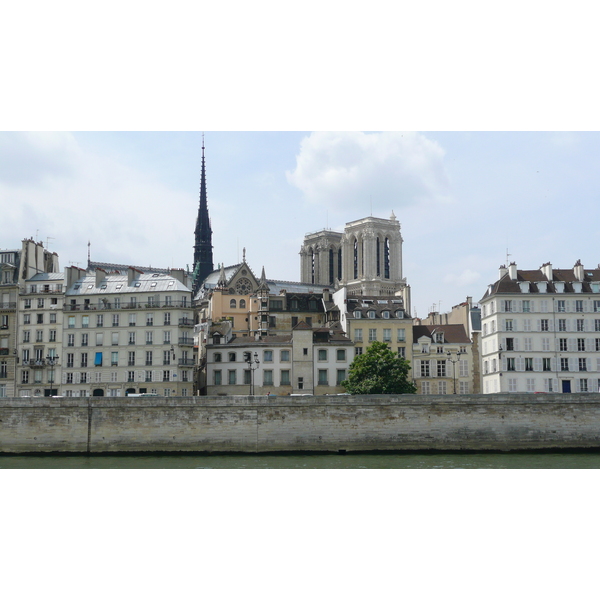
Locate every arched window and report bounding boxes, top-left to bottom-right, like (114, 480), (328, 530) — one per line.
(329, 248), (334, 285)
(384, 238), (390, 279)
(230, 299), (237, 309)
(239, 299), (246, 309)
(376, 238), (381, 277)
(353, 239), (358, 279)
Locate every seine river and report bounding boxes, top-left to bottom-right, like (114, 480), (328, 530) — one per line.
(2, 450), (600, 468)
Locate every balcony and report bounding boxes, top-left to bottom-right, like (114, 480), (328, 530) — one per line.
(178, 318), (194, 328)
(63, 300), (191, 312)
(178, 358), (195, 367)
(22, 359), (59, 368)
(178, 338), (194, 347)
(0, 302), (16, 310)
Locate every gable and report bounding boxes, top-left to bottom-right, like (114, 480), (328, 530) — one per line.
(226, 263), (259, 295)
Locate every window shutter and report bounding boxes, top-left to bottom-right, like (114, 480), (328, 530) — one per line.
(569, 358), (577, 372)
(536, 320), (541, 331)
(568, 338), (576, 352)
(516, 357), (524, 371)
(586, 338), (594, 352)
(514, 338), (520, 351)
(75, 372), (81, 384)
(62, 372), (67, 384)
(415, 359), (420, 375)
(551, 358), (557, 372)
(534, 357), (542, 372)
(596, 358), (600, 372)
(137, 370), (144, 382)
(153, 370), (160, 382)
(549, 319), (554, 332)
(502, 357), (507, 371)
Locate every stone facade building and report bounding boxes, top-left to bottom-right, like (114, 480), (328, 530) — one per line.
(480, 261), (600, 394)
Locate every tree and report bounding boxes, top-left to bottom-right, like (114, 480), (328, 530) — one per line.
(342, 341), (416, 395)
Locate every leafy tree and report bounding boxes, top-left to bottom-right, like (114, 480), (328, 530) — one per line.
(342, 341), (416, 394)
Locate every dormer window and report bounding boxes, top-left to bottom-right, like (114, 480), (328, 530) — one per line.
(368, 310), (376, 319)
(382, 311), (390, 319)
(353, 311), (362, 319)
(435, 332), (444, 343)
(395, 310), (404, 319)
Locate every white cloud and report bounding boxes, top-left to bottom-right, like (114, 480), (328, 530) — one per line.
(286, 131), (450, 216)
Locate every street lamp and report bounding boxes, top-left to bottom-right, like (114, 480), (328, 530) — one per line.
(446, 349), (466, 394)
(244, 351), (260, 396)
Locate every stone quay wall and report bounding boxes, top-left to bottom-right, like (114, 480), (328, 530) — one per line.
(2, 394), (600, 453)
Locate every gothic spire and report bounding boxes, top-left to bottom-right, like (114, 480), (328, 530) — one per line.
(193, 134), (214, 294)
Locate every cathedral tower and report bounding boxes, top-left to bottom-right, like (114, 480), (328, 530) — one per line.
(192, 136), (214, 294)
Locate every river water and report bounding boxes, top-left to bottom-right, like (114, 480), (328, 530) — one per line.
(2, 450), (600, 468)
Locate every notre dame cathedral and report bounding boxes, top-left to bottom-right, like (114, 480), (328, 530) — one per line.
(299, 212), (410, 308)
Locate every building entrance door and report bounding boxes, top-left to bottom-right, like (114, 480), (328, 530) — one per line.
(92, 388), (104, 396)
(562, 380), (571, 393)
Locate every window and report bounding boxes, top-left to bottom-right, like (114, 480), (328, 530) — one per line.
(506, 338), (514, 351)
(229, 352), (236, 362)
(437, 360), (446, 377)
(421, 381), (430, 394)
(459, 360), (468, 377)
(576, 300), (584, 312)
(420, 360), (430, 377)
(577, 319), (585, 332)
(145, 351), (153, 366)
(129, 314), (137, 326)
(280, 370), (290, 386)
(128, 371), (135, 383)
(164, 312), (171, 325)
(97, 314), (104, 327)
(438, 381), (447, 394)
(559, 338), (568, 352)
(507, 358), (515, 371)
(579, 358), (587, 372)
(594, 300), (600, 312)
(164, 331), (171, 344)
(368, 329), (377, 342)
(368, 310), (376, 319)
(129, 332), (136, 345)
(163, 350), (171, 365)
(596, 339), (600, 352)
(353, 310), (362, 319)
(67, 333), (75, 347)
(24, 299), (31, 309)
(230, 299), (237, 309)
(112, 314), (119, 327)
(561, 358), (569, 371)
(508, 378), (517, 392)
(504, 300), (512, 312)
(557, 300), (565, 312)
(541, 319), (549, 332)
(522, 300), (530, 313)
(22, 330), (30, 343)
(244, 370), (251, 385)
(318, 349), (327, 361)
(382, 311), (390, 319)
(397, 347), (406, 358)
(82, 316), (89, 328)
(37, 298), (44, 308)
(214, 353), (222, 363)
(228, 370), (236, 385)
(67, 353), (74, 368)
(596, 319), (600, 332)
(81, 332), (88, 346)
(111, 352), (118, 367)
(280, 350), (290, 362)
(543, 358), (551, 372)
(336, 369), (346, 385)
(0, 362), (6, 379)
(578, 338), (586, 352)
(525, 357), (533, 371)
(163, 370), (170, 382)
(383, 328), (391, 342)
(505, 319), (513, 331)
(146, 331), (153, 345)
(111, 332), (119, 345)
(264, 350), (273, 362)
(240, 299), (246, 309)
(68, 316), (75, 328)
(558, 319), (566, 332)
(523, 337), (532, 351)
(263, 370), (273, 386)
(337, 349), (346, 361)
(354, 329), (363, 342)
(297, 376), (304, 390)
(128, 351), (135, 366)
(81, 353), (88, 368)
(459, 381), (469, 394)
(318, 369), (328, 385)
(580, 378), (589, 392)
(146, 313), (154, 326)
(49, 313), (56, 324)
(355, 347), (363, 356)
(397, 329), (406, 342)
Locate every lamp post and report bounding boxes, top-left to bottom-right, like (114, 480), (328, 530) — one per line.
(446, 349), (465, 395)
(244, 351), (260, 396)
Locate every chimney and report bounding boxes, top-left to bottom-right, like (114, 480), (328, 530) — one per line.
(541, 262), (553, 281)
(508, 262), (518, 281)
(323, 288), (331, 302)
(574, 259), (584, 281)
(499, 264), (508, 279)
(95, 268), (107, 287)
(170, 268), (185, 285)
(128, 267), (141, 286)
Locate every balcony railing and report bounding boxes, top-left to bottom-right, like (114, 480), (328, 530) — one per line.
(63, 300), (191, 312)
(21, 359), (60, 368)
(0, 302), (16, 310)
(178, 338), (194, 346)
(178, 358), (195, 366)
(178, 318), (194, 327)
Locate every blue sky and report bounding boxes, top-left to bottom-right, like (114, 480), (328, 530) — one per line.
(2, 131), (600, 318)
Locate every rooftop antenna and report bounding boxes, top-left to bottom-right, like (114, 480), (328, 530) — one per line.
(326, 210), (328, 230)
(506, 248), (511, 265)
(46, 236), (55, 250)
(87, 241), (91, 267)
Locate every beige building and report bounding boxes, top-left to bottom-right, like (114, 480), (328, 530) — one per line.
(412, 324), (473, 394)
(334, 286), (413, 366)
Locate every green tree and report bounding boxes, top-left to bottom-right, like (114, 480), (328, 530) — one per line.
(342, 341), (416, 394)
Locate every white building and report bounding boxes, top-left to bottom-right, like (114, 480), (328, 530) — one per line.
(480, 261), (600, 394)
(58, 266), (194, 397)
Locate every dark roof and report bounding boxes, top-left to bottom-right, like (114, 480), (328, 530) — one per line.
(413, 324), (470, 344)
(346, 295), (409, 319)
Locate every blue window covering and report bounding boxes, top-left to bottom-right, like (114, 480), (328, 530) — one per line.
(94, 352), (103, 366)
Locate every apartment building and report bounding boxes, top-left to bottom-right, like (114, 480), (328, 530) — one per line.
(480, 261), (600, 394)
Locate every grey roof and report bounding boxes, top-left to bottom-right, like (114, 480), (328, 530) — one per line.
(66, 272), (191, 295)
(27, 273), (65, 282)
(88, 260), (176, 275)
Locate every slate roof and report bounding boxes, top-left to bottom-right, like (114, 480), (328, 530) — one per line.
(413, 324), (470, 344)
(346, 295), (409, 319)
(66, 272), (191, 295)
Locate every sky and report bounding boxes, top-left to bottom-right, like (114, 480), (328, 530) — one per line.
(2, 130), (600, 318)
